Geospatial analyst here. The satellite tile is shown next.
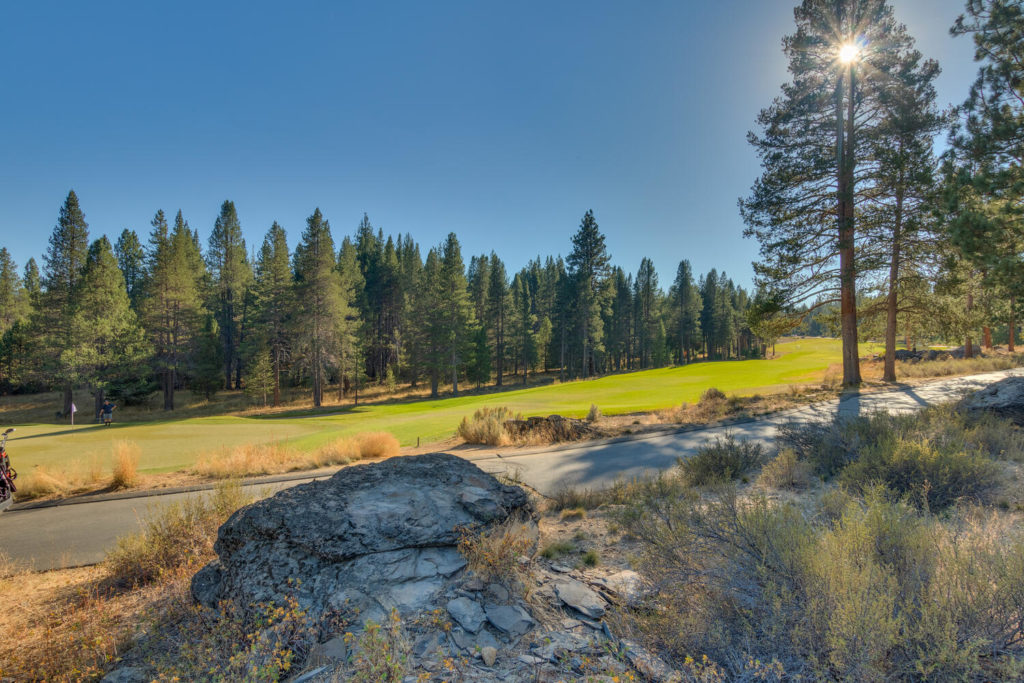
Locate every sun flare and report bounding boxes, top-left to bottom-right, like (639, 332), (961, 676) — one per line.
(838, 43), (859, 64)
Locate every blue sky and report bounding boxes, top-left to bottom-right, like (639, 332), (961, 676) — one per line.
(0, 0), (978, 289)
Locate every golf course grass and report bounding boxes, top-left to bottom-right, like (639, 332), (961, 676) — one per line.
(4, 338), (846, 475)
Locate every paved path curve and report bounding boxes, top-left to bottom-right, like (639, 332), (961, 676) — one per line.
(1, 368), (1019, 572)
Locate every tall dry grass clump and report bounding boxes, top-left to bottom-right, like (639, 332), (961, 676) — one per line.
(110, 440), (140, 489)
(355, 431), (400, 459)
(15, 456), (105, 500)
(193, 441), (301, 478)
(106, 481), (252, 586)
(193, 432), (403, 479)
(457, 406), (515, 445)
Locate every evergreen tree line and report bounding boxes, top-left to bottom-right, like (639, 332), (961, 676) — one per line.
(0, 200), (764, 411)
(742, 0), (1024, 385)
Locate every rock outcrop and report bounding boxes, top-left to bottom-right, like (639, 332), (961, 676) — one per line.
(191, 453), (532, 624)
(960, 375), (1024, 425)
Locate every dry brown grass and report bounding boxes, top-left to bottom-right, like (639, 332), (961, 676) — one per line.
(111, 441), (140, 489)
(354, 431), (400, 460)
(895, 354), (1024, 379)
(193, 432), (400, 479)
(0, 481), (258, 681)
(16, 457), (105, 500)
(457, 515), (536, 584)
(456, 406), (515, 446)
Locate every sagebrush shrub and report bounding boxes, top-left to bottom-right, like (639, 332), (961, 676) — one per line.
(757, 448), (814, 490)
(840, 437), (1000, 510)
(679, 433), (766, 485)
(616, 482), (1024, 679)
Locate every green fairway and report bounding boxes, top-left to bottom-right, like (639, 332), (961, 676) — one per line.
(5, 338), (845, 475)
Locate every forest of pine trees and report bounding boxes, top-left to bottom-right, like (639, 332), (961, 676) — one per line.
(0, 198), (764, 412)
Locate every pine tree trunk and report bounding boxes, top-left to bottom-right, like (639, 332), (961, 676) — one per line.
(837, 65), (861, 386)
(966, 293), (975, 359)
(883, 180), (904, 383)
(983, 325), (992, 350)
(451, 346), (458, 397)
(1010, 297), (1016, 353)
(164, 368), (175, 410)
(495, 314), (504, 387)
(94, 385), (104, 422)
(273, 350), (281, 407)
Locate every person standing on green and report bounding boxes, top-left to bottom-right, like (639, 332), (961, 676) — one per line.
(101, 399), (116, 426)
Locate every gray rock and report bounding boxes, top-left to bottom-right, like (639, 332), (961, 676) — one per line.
(481, 645), (498, 667)
(555, 579), (607, 618)
(485, 603), (536, 637)
(961, 376), (1024, 425)
(191, 453), (532, 622)
(475, 629), (500, 651)
(100, 668), (149, 683)
(621, 638), (677, 683)
(485, 583), (509, 602)
(290, 666), (329, 683)
(595, 570), (647, 605)
(447, 596), (487, 633)
(413, 630), (448, 657)
(312, 635), (348, 661)
(449, 627), (474, 651)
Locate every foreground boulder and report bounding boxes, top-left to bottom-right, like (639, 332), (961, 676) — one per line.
(960, 375), (1024, 425)
(191, 453), (532, 624)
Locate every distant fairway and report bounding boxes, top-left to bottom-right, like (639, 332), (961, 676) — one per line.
(5, 338), (844, 475)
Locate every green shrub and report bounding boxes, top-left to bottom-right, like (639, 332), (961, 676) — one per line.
(679, 433), (766, 485)
(700, 387), (727, 403)
(546, 477), (647, 511)
(840, 437), (1000, 510)
(540, 540), (575, 559)
(779, 404), (1023, 481)
(757, 448), (815, 490)
(615, 481), (1024, 679)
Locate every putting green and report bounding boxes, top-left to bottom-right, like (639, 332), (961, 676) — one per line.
(4, 338), (845, 475)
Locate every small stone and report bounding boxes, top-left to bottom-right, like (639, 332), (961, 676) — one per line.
(555, 579), (607, 618)
(447, 596), (487, 633)
(448, 628), (473, 652)
(596, 570), (646, 604)
(316, 635), (348, 661)
(100, 668), (150, 683)
(486, 583), (510, 602)
(485, 603), (536, 637)
(621, 639), (677, 683)
(481, 645), (498, 667)
(463, 577), (485, 591)
(475, 629), (500, 651)
(550, 563), (571, 573)
(518, 654), (547, 665)
(290, 667), (329, 683)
